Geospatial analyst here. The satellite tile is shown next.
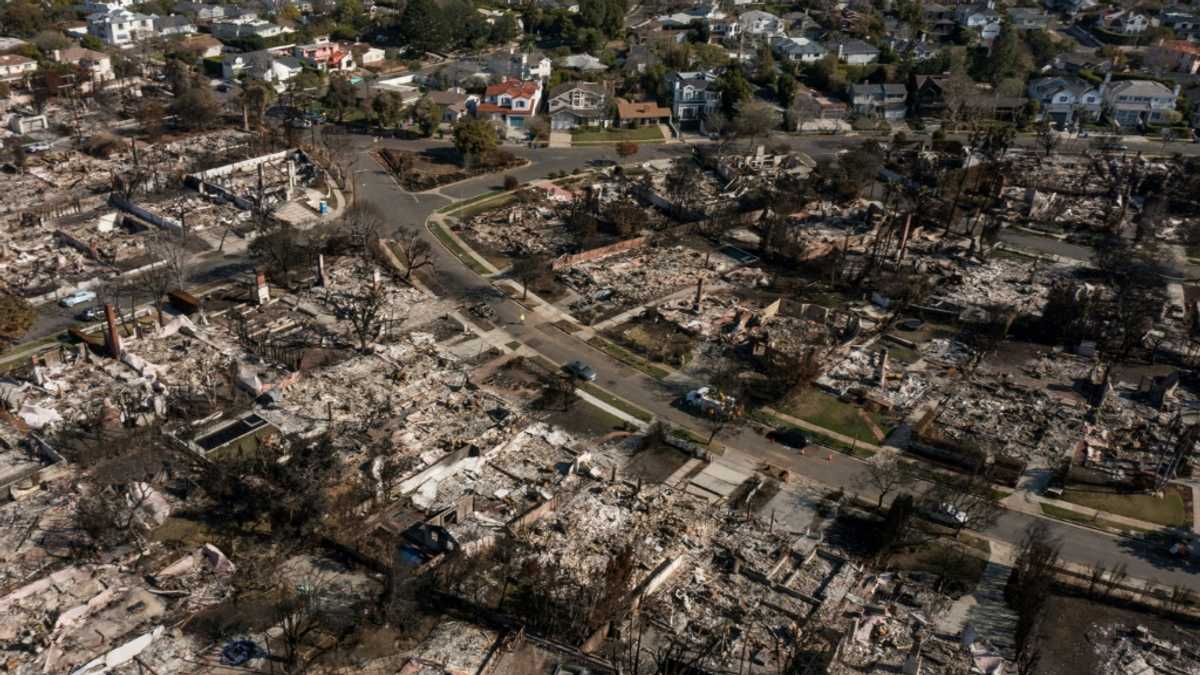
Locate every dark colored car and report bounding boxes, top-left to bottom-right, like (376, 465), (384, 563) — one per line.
(767, 427), (809, 449)
(78, 306), (105, 321)
(564, 360), (597, 381)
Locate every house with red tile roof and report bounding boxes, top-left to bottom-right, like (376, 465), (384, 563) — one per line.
(474, 79), (542, 130)
(293, 36), (355, 73)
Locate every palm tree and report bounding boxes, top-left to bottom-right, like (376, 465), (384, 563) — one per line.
(239, 81), (276, 132)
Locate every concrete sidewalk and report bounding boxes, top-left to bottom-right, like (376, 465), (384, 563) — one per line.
(1002, 489), (1175, 534)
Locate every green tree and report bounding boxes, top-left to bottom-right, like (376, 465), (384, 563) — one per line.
(239, 80), (276, 131)
(490, 14), (519, 43)
(370, 91), (403, 130)
(170, 78), (221, 130)
(715, 68), (751, 116)
(412, 96), (443, 137)
(0, 0), (47, 37)
(322, 76), (358, 122)
(80, 34), (105, 51)
(393, 0), (450, 54)
(987, 20), (1030, 85)
(775, 72), (797, 106)
(32, 29), (69, 53)
(452, 117), (497, 166)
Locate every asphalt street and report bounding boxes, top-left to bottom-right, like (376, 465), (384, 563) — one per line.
(350, 135), (1200, 590)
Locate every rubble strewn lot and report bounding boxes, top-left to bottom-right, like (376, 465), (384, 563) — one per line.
(9, 64), (1200, 672)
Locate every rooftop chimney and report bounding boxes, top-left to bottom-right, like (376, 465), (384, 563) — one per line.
(104, 303), (122, 358)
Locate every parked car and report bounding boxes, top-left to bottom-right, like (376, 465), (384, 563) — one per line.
(77, 306), (105, 321)
(767, 427), (809, 449)
(23, 141), (51, 153)
(59, 290), (97, 307)
(925, 502), (969, 528)
(1102, 142), (1129, 152)
(564, 360), (597, 381)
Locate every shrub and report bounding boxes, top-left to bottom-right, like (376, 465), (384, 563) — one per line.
(503, 174), (520, 190)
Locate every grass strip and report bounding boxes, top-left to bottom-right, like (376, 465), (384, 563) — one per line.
(428, 222), (491, 275)
(578, 382), (655, 423)
(1040, 503), (1156, 534)
(751, 410), (876, 459)
(587, 337), (672, 380)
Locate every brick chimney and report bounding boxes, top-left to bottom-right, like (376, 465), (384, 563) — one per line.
(104, 303), (122, 358)
(254, 271), (270, 305)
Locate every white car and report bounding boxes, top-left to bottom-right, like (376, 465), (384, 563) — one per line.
(927, 502), (969, 527)
(59, 290), (97, 307)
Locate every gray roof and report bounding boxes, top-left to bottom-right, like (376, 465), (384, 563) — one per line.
(830, 38), (879, 55)
(672, 70), (719, 88)
(153, 14), (194, 29)
(1108, 79), (1176, 98)
(850, 83), (907, 97)
(777, 37), (827, 55)
(549, 80), (607, 98)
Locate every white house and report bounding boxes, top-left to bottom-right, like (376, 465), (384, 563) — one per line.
(350, 43), (385, 66)
(827, 39), (879, 64)
(54, 47), (114, 81)
(475, 79), (543, 129)
(211, 16), (290, 40)
(775, 36), (827, 63)
(657, 3), (725, 27)
(81, 0), (134, 12)
(955, 2), (1002, 40)
(489, 49), (552, 80)
(557, 53), (606, 71)
(669, 70), (721, 124)
(1104, 78), (1179, 127)
(1103, 10), (1150, 34)
(1027, 76), (1102, 125)
(547, 81), (609, 129)
(222, 51), (302, 91)
(737, 10), (785, 39)
(152, 14), (197, 36)
(87, 8), (156, 46)
(0, 54), (38, 81)
(849, 83), (908, 119)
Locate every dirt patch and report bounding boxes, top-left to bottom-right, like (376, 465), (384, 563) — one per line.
(543, 400), (632, 437)
(623, 443), (691, 484)
(378, 147), (523, 191)
(1035, 593), (1200, 675)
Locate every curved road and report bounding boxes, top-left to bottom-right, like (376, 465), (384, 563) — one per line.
(351, 134), (1200, 590)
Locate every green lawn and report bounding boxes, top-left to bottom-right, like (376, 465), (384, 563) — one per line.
(751, 410), (876, 460)
(1040, 503), (1157, 534)
(784, 392), (886, 445)
(1059, 486), (1190, 528)
(572, 126), (664, 143)
(588, 337), (672, 380)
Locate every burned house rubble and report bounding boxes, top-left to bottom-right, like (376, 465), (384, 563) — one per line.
(7, 116), (1200, 675)
(1, 126), (337, 303)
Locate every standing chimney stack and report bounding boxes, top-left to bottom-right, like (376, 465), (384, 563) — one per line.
(255, 271), (270, 305)
(104, 303), (122, 358)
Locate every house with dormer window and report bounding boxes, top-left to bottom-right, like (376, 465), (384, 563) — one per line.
(87, 7), (155, 45)
(548, 81), (610, 130)
(669, 70), (721, 125)
(1027, 76), (1103, 126)
(476, 79), (543, 129)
